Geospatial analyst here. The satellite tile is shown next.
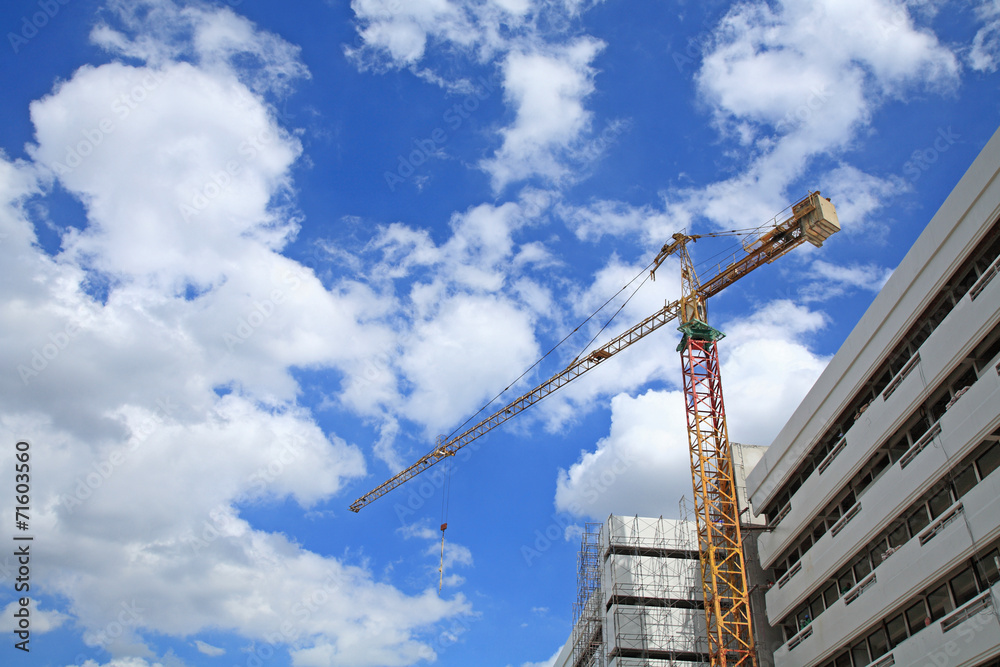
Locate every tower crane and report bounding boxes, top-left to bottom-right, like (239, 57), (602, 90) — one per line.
(349, 191), (840, 667)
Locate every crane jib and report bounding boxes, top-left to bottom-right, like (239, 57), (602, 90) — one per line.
(349, 191), (839, 513)
(348, 300), (684, 512)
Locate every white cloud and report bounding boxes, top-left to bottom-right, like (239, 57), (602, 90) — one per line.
(970, 0), (1000, 72)
(194, 639), (225, 656)
(718, 300), (831, 448)
(2, 599), (69, 634)
(348, 2), (616, 192)
(663, 0), (959, 233)
(347, 0), (531, 73)
(801, 259), (894, 301)
(822, 163), (906, 238)
(556, 388), (690, 519)
(399, 294), (540, 436)
(557, 199), (679, 247)
(481, 38), (605, 191)
(68, 660), (166, 667)
(519, 647), (562, 667)
(334, 198), (552, 455)
(0, 2), (474, 664)
(555, 300), (830, 519)
(92, 0), (309, 96)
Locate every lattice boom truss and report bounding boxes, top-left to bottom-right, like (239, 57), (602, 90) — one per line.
(681, 338), (756, 667)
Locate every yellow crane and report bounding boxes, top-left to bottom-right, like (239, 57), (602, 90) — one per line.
(350, 191), (840, 667)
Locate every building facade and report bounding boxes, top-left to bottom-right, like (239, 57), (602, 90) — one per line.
(746, 128), (1000, 667)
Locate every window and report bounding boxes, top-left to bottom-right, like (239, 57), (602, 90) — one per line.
(818, 582), (836, 609)
(834, 652), (851, 667)
(842, 489), (856, 511)
(886, 613), (908, 647)
(781, 619), (797, 642)
(953, 464), (978, 498)
(839, 569), (855, 594)
(851, 640), (870, 667)
(927, 584), (953, 621)
(869, 538), (889, 566)
(975, 549), (1000, 587)
(797, 605), (812, 631)
(810, 593), (825, 620)
(928, 486), (954, 519)
(905, 600), (928, 635)
(950, 569), (979, 607)
(888, 522), (909, 549)
(887, 430), (910, 462)
(976, 442), (1000, 479)
(867, 627), (890, 659)
(854, 556), (872, 582)
(908, 506), (930, 536)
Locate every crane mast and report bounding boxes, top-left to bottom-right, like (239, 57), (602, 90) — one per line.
(676, 192), (838, 666)
(348, 191), (840, 666)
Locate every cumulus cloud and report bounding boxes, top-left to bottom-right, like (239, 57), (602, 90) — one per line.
(556, 199), (679, 247)
(2, 599), (69, 634)
(661, 0), (959, 233)
(1, 1), (475, 664)
(348, 1), (616, 192)
(800, 259), (894, 301)
(480, 37), (606, 191)
(518, 648), (562, 667)
(347, 0), (531, 71)
(970, 0), (1000, 72)
(194, 640), (225, 656)
(555, 300), (830, 520)
(556, 388), (690, 519)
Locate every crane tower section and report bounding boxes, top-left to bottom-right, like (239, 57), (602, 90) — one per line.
(677, 193), (839, 666)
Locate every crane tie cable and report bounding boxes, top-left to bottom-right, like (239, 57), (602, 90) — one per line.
(436, 255), (661, 445)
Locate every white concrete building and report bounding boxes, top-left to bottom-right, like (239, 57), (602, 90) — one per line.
(746, 128), (1000, 667)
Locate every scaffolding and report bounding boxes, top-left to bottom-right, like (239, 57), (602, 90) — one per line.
(573, 522), (605, 667)
(568, 510), (715, 667)
(604, 513), (709, 667)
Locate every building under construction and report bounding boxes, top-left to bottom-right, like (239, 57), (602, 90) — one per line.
(553, 513), (707, 667)
(552, 128), (1000, 667)
(551, 445), (772, 667)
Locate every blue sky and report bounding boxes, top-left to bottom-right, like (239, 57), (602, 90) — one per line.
(0, 1), (998, 666)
